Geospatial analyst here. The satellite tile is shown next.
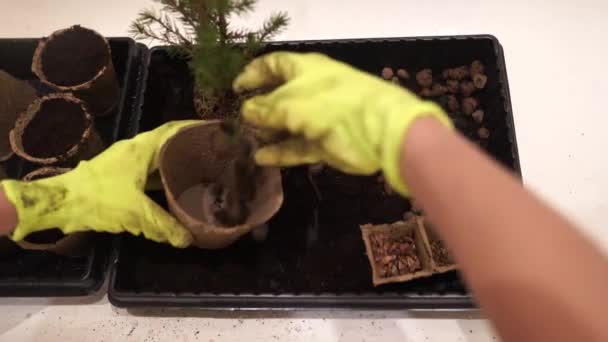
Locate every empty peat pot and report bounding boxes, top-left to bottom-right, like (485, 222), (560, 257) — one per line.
(159, 121), (283, 249)
(9, 93), (104, 166)
(0, 70), (37, 161)
(17, 167), (90, 256)
(32, 25), (119, 117)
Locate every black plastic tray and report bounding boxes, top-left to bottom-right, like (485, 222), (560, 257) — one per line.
(109, 35), (519, 309)
(0, 37), (147, 296)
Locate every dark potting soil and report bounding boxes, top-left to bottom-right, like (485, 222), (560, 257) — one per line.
(22, 99), (87, 158)
(117, 167), (436, 294)
(41, 28), (109, 86)
(0, 238), (88, 279)
(24, 229), (65, 244)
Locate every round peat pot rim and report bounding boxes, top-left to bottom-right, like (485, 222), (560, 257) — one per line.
(160, 121), (250, 235)
(22, 166), (72, 181)
(9, 93), (95, 165)
(17, 228), (88, 257)
(32, 25), (111, 91)
(158, 120), (284, 248)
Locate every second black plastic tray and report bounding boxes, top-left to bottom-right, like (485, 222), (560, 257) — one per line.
(0, 38), (148, 297)
(109, 35), (519, 309)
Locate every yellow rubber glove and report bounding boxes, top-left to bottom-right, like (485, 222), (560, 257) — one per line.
(234, 52), (452, 195)
(1, 120), (200, 248)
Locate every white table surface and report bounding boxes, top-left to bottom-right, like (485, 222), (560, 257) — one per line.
(1, 0), (607, 341)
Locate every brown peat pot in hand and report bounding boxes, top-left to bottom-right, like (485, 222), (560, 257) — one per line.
(0, 70), (37, 161)
(9, 93), (104, 166)
(159, 121), (283, 249)
(32, 25), (119, 117)
(17, 167), (90, 256)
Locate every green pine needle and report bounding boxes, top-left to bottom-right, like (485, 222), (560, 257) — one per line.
(131, 0), (289, 102)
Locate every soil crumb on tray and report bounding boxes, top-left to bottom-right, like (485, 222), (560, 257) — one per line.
(370, 230), (421, 278)
(41, 28), (109, 86)
(22, 99), (87, 158)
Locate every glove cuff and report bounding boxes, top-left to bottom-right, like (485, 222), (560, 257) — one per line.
(382, 101), (452, 196)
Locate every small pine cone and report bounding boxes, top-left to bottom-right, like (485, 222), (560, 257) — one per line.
(472, 109), (484, 123)
(382, 67), (394, 80)
(462, 97), (479, 115)
(419, 88), (433, 97)
(478, 127), (490, 139)
(431, 83), (448, 96)
(446, 79), (459, 94)
(460, 80), (476, 97)
(447, 95), (460, 112)
(397, 68), (410, 79)
(442, 69), (452, 79)
(416, 69), (433, 88)
(471, 60), (485, 75)
(449, 66), (469, 80)
(473, 73), (488, 89)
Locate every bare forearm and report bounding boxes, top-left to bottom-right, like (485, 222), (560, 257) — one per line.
(402, 117), (608, 342)
(0, 189), (17, 236)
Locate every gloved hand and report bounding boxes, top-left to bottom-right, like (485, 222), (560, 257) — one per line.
(1, 120), (199, 248)
(233, 52), (452, 195)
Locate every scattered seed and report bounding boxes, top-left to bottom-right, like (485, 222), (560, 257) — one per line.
(416, 69), (433, 88)
(462, 97), (479, 115)
(478, 127), (490, 139)
(396, 68), (410, 79)
(382, 67), (394, 80)
(472, 109), (484, 123)
(391, 76), (400, 85)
